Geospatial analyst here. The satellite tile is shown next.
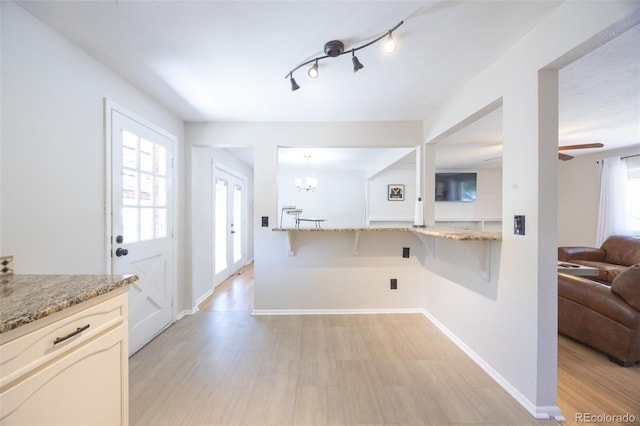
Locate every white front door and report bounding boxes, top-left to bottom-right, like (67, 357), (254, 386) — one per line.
(109, 107), (175, 355)
(214, 168), (246, 282)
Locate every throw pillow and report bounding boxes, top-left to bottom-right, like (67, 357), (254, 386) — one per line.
(611, 263), (640, 311)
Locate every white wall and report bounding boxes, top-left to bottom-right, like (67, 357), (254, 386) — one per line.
(278, 167), (365, 228)
(0, 3), (188, 306)
(558, 145), (640, 247)
(186, 121), (424, 311)
(422, 1), (640, 418)
(367, 165), (416, 225)
(434, 169), (502, 225)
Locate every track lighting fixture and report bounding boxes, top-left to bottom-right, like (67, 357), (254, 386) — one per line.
(285, 20), (404, 91)
(289, 73), (300, 91)
(352, 50), (364, 73)
(308, 59), (319, 79)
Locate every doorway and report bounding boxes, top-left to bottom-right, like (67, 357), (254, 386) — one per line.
(106, 101), (176, 355)
(214, 167), (247, 284)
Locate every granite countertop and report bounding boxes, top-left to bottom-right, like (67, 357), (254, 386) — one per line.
(272, 226), (502, 241)
(272, 226), (411, 232)
(0, 274), (138, 333)
(410, 226), (502, 241)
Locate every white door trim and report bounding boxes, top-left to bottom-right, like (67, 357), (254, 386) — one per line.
(103, 98), (178, 324)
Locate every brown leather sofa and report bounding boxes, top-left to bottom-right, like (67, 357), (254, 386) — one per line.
(558, 235), (640, 284)
(558, 267), (640, 366)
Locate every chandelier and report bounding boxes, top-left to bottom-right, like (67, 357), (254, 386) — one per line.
(286, 20), (404, 91)
(295, 177), (318, 192)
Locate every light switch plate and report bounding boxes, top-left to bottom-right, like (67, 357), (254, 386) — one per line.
(514, 215), (525, 235)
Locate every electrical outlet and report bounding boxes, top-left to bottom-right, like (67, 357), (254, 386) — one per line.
(261, 216), (269, 227)
(402, 247), (410, 258)
(390, 278), (397, 290)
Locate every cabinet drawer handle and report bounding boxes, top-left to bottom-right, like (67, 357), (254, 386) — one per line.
(53, 324), (90, 345)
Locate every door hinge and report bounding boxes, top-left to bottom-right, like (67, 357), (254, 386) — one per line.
(171, 157), (175, 169)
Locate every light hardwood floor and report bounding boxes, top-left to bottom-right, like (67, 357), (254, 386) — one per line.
(557, 335), (639, 425)
(129, 265), (639, 426)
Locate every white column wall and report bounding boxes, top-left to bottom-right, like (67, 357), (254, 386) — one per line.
(190, 147), (215, 309)
(422, 1), (640, 418)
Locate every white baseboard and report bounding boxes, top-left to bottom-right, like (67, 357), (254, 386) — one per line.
(195, 288), (214, 306)
(251, 308), (425, 316)
(177, 307), (198, 320)
(420, 309), (564, 421)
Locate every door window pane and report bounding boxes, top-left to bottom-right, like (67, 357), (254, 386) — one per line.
(122, 131), (137, 169)
(233, 185), (242, 263)
(140, 173), (153, 206)
(140, 138), (153, 172)
(155, 144), (167, 176)
(122, 207), (139, 243)
(123, 171), (138, 205)
(121, 130), (170, 243)
(155, 177), (167, 207)
(215, 179), (228, 274)
(140, 208), (154, 241)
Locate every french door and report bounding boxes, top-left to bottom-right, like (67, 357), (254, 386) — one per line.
(214, 168), (246, 282)
(108, 105), (175, 355)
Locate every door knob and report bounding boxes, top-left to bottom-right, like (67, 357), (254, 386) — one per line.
(115, 247), (129, 257)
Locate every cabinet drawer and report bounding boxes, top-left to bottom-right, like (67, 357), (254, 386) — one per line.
(1, 323), (128, 426)
(0, 293), (127, 389)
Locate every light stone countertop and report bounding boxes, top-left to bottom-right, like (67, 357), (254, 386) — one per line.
(272, 226), (502, 241)
(0, 274), (138, 333)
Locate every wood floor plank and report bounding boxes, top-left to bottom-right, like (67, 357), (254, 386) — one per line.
(130, 264), (638, 425)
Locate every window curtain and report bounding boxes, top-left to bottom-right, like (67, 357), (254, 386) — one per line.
(596, 156), (629, 246)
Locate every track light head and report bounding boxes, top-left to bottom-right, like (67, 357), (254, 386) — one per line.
(308, 59), (319, 79)
(352, 51), (364, 73)
(382, 32), (396, 54)
(290, 75), (300, 91)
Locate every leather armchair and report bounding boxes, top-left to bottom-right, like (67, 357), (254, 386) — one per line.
(558, 272), (640, 366)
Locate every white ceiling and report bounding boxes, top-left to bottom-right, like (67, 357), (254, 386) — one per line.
(435, 23), (640, 169)
(16, 1), (639, 169)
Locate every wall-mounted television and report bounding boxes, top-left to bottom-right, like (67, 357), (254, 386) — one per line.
(435, 172), (477, 202)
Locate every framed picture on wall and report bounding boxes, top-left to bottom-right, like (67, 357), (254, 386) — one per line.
(388, 184), (404, 201)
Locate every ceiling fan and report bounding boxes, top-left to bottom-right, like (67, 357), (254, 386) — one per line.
(558, 143), (604, 161)
(485, 142), (604, 163)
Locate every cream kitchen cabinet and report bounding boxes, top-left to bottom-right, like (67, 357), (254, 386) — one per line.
(1, 280), (132, 426)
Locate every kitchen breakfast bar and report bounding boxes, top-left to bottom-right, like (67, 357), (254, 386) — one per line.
(272, 225), (502, 282)
(273, 225), (502, 256)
